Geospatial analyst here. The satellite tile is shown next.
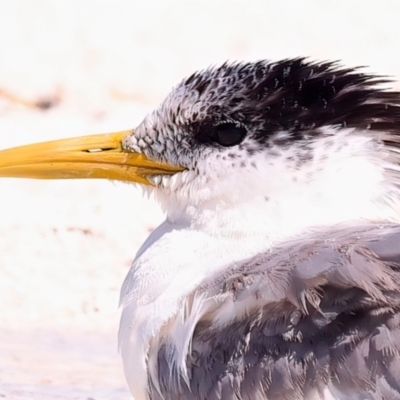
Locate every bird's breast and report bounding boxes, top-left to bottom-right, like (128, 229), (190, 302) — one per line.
(118, 216), (275, 398)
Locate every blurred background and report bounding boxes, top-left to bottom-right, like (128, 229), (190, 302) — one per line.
(0, 1), (399, 399)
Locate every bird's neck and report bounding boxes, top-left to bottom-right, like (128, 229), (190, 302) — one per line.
(167, 132), (400, 242)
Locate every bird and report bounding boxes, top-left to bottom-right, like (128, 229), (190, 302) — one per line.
(1, 58), (400, 400)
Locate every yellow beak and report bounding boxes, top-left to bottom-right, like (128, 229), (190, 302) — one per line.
(0, 130), (184, 185)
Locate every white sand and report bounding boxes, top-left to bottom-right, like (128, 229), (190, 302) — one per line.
(0, 1), (399, 398)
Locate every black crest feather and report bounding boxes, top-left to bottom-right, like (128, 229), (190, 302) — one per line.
(182, 58), (400, 146)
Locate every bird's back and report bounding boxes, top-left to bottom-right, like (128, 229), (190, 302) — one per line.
(148, 223), (400, 400)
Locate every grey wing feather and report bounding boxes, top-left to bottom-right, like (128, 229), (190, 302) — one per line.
(149, 224), (400, 400)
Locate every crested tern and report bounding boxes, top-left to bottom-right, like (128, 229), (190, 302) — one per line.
(1, 58), (400, 399)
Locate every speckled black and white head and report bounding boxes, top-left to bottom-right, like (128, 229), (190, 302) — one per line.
(123, 58), (400, 229)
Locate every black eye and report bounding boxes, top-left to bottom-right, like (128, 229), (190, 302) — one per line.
(214, 123), (247, 147)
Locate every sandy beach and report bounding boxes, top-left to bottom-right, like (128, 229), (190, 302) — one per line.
(0, 1), (399, 398)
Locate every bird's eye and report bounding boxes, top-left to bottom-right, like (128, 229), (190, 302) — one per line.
(214, 123), (247, 147)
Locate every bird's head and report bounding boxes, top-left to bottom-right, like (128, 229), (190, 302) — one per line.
(1, 59), (400, 230)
